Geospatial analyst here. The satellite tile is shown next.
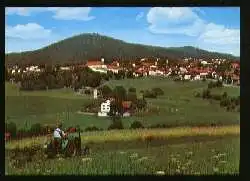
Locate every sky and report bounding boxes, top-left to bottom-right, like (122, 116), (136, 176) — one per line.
(5, 7), (240, 56)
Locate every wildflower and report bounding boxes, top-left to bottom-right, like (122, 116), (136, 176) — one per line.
(187, 151), (193, 156)
(171, 157), (177, 162)
(219, 160), (227, 164)
(119, 151), (126, 154)
(137, 157), (148, 162)
(212, 155), (219, 159)
(213, 167), (219, 172)
(175, 169), (181, 174)
(82, 157), (92, 162)
(217, 153), (226, 157)
(129, 153), (138, 158)
(156, 171), (165, 175)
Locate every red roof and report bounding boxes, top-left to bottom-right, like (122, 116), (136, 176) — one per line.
(122, 101), (132, 109)
(86, 61), (104, 66)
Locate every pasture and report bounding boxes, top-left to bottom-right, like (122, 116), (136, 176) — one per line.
(5, 77), (240, 129)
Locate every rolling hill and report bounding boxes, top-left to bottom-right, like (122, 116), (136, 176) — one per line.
(5, 33), (240, 66)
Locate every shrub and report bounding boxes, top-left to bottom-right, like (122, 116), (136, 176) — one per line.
(108, 116), (124, 130)
(220, 98), (231, 107)
(194, 92), (201, 98)
(85, 126), (101, 132)
(222, 92), (228, 99)
(130, 121), (144, 129)
(6, 122), (17, 138)
(152, 88), (164, 96)
(30, 123), (42, 135)
(128, 87), (136, 93)
(144, 90), (157, 98)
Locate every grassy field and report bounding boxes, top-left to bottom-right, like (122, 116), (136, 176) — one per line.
(5, 134), (240, 175)
(5, 77), (240, 129)
(5, 78), (240, 175)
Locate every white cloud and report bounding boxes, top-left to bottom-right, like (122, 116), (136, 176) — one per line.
(5, 7), (95, 21)
(5, 7), (46, 16)
(136, 12), (144, 21)
(147, 7), (205, 36)
(199, 23), (240, 45)
(6, 23), (52, 40)
(50, 7), (95, 21)
(146, 7), (240, 55)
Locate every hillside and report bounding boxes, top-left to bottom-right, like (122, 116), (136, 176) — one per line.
(5, 33), (239, 66)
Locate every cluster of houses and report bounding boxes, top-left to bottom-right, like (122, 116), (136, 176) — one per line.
(85, 57), (240, 85)
(7, 56), (240, 85)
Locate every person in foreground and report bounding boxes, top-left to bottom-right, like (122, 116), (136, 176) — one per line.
(53, 121), (66, 156)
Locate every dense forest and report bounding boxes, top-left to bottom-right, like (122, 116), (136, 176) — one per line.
(5, 33), (239, 66)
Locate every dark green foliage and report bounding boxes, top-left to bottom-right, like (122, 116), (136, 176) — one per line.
(135, 99), (147, 110)
(152, 87), (164, 96)
(85, 126), (101, 132)
(5, 34), (238, 67)
(143, 90), (157, 98)
(100, 85), (113, 98)
(128, 87), (136, 93)
(130, 121), (144, 129)
(30, 123), (42, 135)
(108, 115), (124, 130)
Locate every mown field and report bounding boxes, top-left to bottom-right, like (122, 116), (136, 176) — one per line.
(5, 77), (240, 129)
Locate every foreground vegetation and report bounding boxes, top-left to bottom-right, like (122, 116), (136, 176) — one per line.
(5, 125), (239, 150)
(5, 135), (239, 175)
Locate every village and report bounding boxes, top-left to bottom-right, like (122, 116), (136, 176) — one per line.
(8, 56), (240, 84)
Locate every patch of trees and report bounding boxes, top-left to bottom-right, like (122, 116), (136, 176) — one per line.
(207, 80), (223, 89)
(195, 88), (240, 112)
(12, 67), (105, 91)
(142, 87), (164, 98)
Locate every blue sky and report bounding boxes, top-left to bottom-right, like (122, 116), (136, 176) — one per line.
(5, 7), (240, 56)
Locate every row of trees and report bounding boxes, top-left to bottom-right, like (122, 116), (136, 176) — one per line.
(195, 82), (240, 112)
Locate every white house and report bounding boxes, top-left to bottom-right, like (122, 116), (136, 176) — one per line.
(184, 74), (191, 80)
(194, 75), (201, 80)
(98, 100), (111, 117)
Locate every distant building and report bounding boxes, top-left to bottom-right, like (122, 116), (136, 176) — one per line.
(93, 89), (98, 99)
(98, 100), (111, 117)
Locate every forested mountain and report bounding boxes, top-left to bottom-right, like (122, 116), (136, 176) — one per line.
(5, 33), (239, 66)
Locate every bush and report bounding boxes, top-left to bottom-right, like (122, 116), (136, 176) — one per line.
(128, 87), (136, 93)
(108, 116), (124, 130)
(194, 92), (201, 98)
(152, 88), (164, 96)
(85, 126), (101, 132)
(220, 98), (231, 107)
(144, 90), (157, 98)
(30, 123), (42, 135)
(130, 121), (144, 129)
(6, 122), (17, 138)
(222, 92), (228, 99)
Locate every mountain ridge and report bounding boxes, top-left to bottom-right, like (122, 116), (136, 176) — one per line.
(5, 33), (240, 66)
